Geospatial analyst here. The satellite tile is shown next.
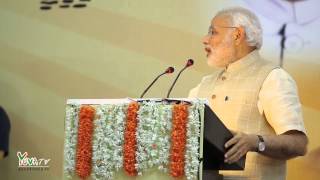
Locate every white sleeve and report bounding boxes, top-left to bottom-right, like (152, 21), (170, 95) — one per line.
(188, 84), (200, 98)
(258, 68), (307, 135)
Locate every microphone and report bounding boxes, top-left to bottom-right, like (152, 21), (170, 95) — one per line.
(140, 67), (175, 98)
(166, 59), (194, 98)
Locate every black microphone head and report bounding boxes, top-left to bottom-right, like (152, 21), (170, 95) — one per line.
(165, 67), (175, 74)
(186, 59), (194, 67)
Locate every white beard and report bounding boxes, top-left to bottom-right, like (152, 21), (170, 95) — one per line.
(207, 31), (236, 68)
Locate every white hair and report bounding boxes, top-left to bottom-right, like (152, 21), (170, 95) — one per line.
(215, 7), (263, 49)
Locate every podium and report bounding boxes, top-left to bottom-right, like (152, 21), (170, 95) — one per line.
(63, 99), (245, 180)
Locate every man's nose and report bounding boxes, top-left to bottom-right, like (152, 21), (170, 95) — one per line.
(202, 35), (209, 45)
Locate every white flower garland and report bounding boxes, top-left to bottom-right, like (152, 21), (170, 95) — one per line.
(64, 104), (80, 179)
(91, 104), (127, 180)
(63, 100), (205, 180)
(185, 100), (204, 180)
(156, 104), (172, 173)
(136, 101), (172, 175)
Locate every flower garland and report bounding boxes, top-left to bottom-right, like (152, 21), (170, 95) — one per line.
(123, 102), (139, 176)
(64, 104), (80, 179)
(91, 104), (127, 180)
(112, 104), (128, 170)
(64, 100), (205, 180)
(155, 104), (172, 173)
(185, 100), (203, 180)
(170, 104), (189, 178)
(136, 101), (172, 175)
(75, 105), (96, 179)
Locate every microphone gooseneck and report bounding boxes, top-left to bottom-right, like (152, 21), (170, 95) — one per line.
(140, 67), (175, 98)
(166, 59), (194, 98)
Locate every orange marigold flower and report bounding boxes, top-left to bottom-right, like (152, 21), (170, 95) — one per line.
(75, 105), (96, 179)
(170, 104), (188, 178)
(123, 102), (139, 176)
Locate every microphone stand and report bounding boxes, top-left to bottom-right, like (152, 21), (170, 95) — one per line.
(140, 67), (174, 98)
(140, 72), (166, 98)
(166, 59), (194, 98)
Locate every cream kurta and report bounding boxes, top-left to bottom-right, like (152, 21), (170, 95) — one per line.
(189, 50), (306, 180)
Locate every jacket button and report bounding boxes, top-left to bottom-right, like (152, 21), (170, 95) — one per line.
(221, 76), (226, 81)
(211, 94), (216, 99)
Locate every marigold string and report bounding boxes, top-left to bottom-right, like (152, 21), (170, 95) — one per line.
(75, 105), (96, 179)
(123, 102), (139, 176)
(170, 104), (188, 178)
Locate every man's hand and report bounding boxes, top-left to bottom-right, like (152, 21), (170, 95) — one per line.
(224, 130), (308, 163)
(224, 131), (258, 164)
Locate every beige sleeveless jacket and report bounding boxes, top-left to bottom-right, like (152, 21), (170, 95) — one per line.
(194, 52), (286, 180)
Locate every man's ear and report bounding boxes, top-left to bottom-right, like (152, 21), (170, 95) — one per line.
(234, 26), (245, 45)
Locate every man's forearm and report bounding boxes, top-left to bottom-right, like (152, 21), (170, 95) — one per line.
(261, 131), (308, 160)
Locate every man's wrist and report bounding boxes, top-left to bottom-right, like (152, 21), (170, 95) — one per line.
(250, 134), (265, 152)
(250, 134), (260, 152)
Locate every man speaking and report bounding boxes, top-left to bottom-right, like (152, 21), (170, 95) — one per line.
(189, 7), (308, 180)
